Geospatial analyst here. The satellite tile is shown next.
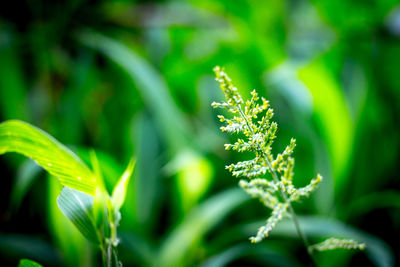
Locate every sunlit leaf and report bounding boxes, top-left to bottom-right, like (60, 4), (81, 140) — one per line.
(298, 58), (354, 194)
(18, 259), (43, 267)
(74, 147), (122, 194)
(57, 187), (100, 244)
(0, 120), (97, 195)
(111, 158), (135, 212)
(165, 149), (213, 213)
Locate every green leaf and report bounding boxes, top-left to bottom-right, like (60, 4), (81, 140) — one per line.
(47, 176), (90, 267)
(57, 187), (100, 244)
(77, 31), (191, 154)
(0, 30), (29, 121)
(126, 113), (161, 231)
(18, 259), (43, 267)
(119, 232), (156, 266)
(10, 159), (42, 210)
(111, 158), (135, 212)
(346, 191), (400, 219)
(165, 149), (213, 213)
(0, 120), (97, 195)
(158, 188), (249, 267)
(0, 233), (61, 265)
(298, 58), (354, 195)
(201, 243), (300, 267)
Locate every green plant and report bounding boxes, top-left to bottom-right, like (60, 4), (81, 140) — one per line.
(211, 66), (365, 264)
(0, 120), (134, 267)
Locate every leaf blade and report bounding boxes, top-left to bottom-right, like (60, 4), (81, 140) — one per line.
(111, 158), (135, 212)
(158, 188), (249, 267)
(57, 187), (100, 244)
(18, 259), (43, 267)
(0, 120), (97, 195)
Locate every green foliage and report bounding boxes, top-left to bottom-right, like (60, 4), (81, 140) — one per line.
(57, 187), (100, 244)
(0, 120), (96, 195)
(0, 1), (398, 266)
(111, 158), (135, 214)
(0, 120), (135, 266)
(157, 188), (249, 267)
(18, 259), (43, 267)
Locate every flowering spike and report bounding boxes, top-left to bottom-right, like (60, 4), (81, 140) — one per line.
(212, 66), (364, 251)
(310, 238), (366, 251)
(249, 203), (288, 243)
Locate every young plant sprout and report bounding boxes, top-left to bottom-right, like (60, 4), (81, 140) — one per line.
(0, 120), (134, 267)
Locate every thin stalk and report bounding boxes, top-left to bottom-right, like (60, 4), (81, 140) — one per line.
(100, 243), (107, 267)
(107, 243), (112, 267)
(237, 106), (317, 266)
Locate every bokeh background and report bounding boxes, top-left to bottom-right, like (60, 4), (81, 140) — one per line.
(0, 0), (399, 266)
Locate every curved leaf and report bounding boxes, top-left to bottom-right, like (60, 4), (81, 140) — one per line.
(111, 158), (135, 212)
(202, 243), (299, 267)
(0, 120), (97, 195)
(0, 233), (61, 265)
(158, 188), (249, 267)
(346, 191), (400, 219)
(18, 259), (43, 267)
(57, 187), (100, 244)
(298, 59), (354, 194)
(77, 31), (190, 154)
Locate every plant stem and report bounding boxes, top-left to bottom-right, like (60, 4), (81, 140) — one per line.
(107, 243), (112, 267)
(100, 243), (107, 267)
(237, 106), (317, 266)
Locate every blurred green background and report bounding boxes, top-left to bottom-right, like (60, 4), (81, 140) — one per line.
(0, 0), (399, 266)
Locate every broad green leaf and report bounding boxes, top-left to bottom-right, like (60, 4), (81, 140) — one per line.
(111, 158), (135, 212)
(0, 120), (97, 195)
(18, 259), (43, 267)
(47, 176), (90, 267)
(57, 187), (100, 244)
(125, 113), (161, 231)
(158, 188), (249, 267)
(77, 31), (190, 154)
(166, 149), (213, 214)
(298, 58), (354, 195)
